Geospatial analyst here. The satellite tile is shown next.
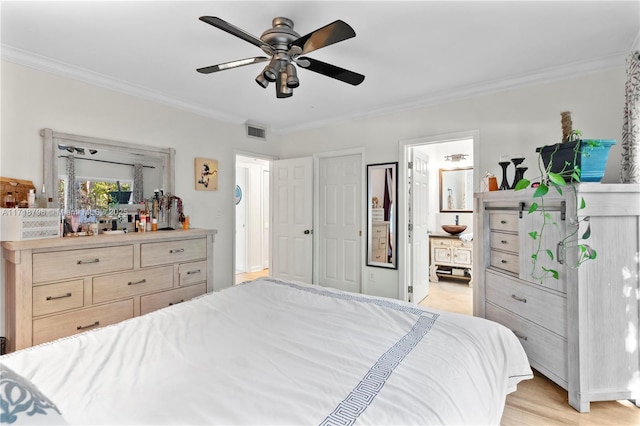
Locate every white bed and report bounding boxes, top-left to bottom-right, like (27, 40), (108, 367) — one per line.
(0, 278), (532, 425)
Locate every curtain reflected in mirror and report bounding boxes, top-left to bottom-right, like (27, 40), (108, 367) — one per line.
(367, 162), (398, 269)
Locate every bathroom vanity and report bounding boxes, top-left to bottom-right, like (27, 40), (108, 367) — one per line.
(2, 228), (216, 352)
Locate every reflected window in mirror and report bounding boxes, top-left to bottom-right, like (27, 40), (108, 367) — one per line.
(439, 167), (473, 213)
(367, 162), (398, 269)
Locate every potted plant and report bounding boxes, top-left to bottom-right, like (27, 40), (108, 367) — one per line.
(514, 116), (615, 282)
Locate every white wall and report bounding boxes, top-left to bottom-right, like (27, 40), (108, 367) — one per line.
(275, 67), (627, 298)
(0, 61), (278, 335)
(0, 60), (628, 331)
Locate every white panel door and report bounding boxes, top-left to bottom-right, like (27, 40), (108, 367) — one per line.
(410, 149), (430, 303)
(271, 157), (313, 283)
(318, 154), (361, 293)
(235, 167), (247, 273)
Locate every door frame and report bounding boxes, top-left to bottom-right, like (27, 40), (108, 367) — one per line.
(313, 148), (365, 288)
(397, 131), (480, 301)
(232, 150), (277, 283)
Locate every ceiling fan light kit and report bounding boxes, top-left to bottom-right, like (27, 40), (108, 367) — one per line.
(197, 16), (365, 98)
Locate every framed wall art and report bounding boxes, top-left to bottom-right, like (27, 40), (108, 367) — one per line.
(194, 157), (218, 191)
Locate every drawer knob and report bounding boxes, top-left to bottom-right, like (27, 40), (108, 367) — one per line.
(128, 279), (147, 286)
(169, 248), (185, 254)
(513, 330), (528, 341)
(77, 258), (100, 265)
(46, 292), (72, 301)
(169, 299), (185, 306)
(500, 220), (507, 224)
(77, 321), (100, 330)
(501, 259), (508, 264)
(186, 269), (201, 275)
(501, 240), (508, 244)
(511, 294), (527, 303)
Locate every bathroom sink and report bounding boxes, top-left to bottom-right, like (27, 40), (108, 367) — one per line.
(441, 225), (467, 235)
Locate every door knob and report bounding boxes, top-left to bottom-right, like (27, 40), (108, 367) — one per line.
(303, 229), (312, 234)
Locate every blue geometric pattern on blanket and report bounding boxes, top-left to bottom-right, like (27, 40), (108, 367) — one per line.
(319, 315), (438, 426)
(0, 364), (67, 425)
(263, 279), (439, 426)
(265, 278), (433, 317)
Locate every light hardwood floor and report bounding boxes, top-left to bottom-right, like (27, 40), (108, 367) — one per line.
(235, 271), (639, 424)
(419, 280), (639, 426)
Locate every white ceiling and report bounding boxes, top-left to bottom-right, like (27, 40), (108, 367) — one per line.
(1, 1), (639, 134)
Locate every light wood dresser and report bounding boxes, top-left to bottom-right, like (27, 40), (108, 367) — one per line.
(2, 228), (216, 352)
(429, 234), (473, 285)
(370, 221), (390, 263)
(474, 184), (640, 412)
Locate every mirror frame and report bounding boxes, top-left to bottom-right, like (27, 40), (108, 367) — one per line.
(42, 128), (175, 210)
(367, 162), (398, 269)
(439, 166), (473, 213)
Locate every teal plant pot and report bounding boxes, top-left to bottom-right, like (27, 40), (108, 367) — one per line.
(536, 139), (616, 183)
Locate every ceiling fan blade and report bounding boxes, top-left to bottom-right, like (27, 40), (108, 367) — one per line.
(290, 20), (356, 56)
(298, 57), (365, 86)
(197, 57), (269, 74)
(199, 16), (275, 55)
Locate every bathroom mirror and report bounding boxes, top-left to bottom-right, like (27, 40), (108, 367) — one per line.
(42, 128), (175, 213)
(439, 167), (473, 212)
(367, 162), (397, 269)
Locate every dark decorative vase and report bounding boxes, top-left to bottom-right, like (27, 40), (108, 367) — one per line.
(536, 139), (616, 183)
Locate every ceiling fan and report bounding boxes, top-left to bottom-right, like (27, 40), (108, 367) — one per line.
(197, 16), (365, 98)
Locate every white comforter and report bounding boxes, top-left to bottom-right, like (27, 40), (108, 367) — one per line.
(1, 278), (532, 425)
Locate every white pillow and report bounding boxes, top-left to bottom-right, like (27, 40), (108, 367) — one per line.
(0, 364), (68, 425)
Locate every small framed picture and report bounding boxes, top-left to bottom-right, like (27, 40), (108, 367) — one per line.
(194, 157), (218, 191)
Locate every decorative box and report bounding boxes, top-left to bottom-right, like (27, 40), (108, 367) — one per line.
(0, 209), (61, 241)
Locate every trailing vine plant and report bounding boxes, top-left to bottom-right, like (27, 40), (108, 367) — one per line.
(513, 129), (598, 282)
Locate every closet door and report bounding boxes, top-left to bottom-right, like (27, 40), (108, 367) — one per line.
(271, 157), (313, 283)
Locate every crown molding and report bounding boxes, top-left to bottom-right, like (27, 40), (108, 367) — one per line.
(0, 44), (246, 125)
(1, 44), (627, 135)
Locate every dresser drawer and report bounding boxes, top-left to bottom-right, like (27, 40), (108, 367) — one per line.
(485, 270), (566, 337)
(372, 224), (387, 238)
(92, 266), (174, 304)
(33, 245), (134, 283)
(490, 249), (519, 274)
(486, 303), (567, 385)
(431, 238), (452, 248)
(140, 283), (206, 315)
(179, 261), (207, 286)
(32, 299), (134, 345)
(489, 212), (519, 233)
(140, 238), (207, 267)
(490, 231), (519, 253)
(33, 279), (84, 317)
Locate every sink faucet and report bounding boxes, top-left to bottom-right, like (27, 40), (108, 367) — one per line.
(455, 214), (459, 225)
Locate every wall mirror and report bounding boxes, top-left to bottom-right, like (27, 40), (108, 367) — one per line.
(439, 167), (473, 212)
(42, 128), (175, 220)
(367, 162), (397, 269)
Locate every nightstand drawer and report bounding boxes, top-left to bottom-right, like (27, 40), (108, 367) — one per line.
(490, 231), (519, 253)
(489, 212), (519, 233)
(179, 261), (207, 286)
(33, 245), (134, 283)
(33, 299), (134, 345)
(92, 266), (173, 304)
(33, 279), (84, 317)
(490, 249), (519, 274)
(140, 283), (206, 315)
(485, 270), (566, 337)
(486, 303), (567, 384)
(140, 238), (206, 267)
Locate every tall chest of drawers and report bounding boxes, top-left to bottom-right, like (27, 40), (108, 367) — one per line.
(2, 228), (216, 352)
(474, 184), (640, 412)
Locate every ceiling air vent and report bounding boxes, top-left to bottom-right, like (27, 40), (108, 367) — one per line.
(246, 122), (267, 140)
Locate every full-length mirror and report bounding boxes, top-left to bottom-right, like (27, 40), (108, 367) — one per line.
(367, 162), (397, 269)
(42, 128), (175, 223)
(439, 167), (473, 212)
